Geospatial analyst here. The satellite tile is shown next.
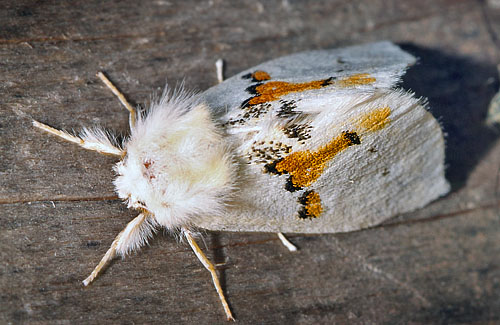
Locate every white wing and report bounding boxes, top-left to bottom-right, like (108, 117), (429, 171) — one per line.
(198, 41), (449, 233)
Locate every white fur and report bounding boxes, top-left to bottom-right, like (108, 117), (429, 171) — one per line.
(113, 87), (237, 230)
(115, 214), (158, 256)
(80, 127), (122, 155)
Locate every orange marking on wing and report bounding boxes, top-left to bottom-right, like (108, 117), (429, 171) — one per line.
(251, 70), (271, 81)
(301, 191), (323, 218)
(246, 73), (375, 106)
(336, 73), (376, 87)
(357, 106), (391, 132)
(247, 78), (333, 106)
(275, 131), (360, 189)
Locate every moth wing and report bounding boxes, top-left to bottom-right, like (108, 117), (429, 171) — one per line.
(202, 41), (415, 118)
(197, 42), (449, 234)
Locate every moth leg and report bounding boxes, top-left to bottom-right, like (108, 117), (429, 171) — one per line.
(83, 213), (155, 286)
(215, 58), (224, 83)
(277, 232), (298, 252)
(32, 120), (123, 156)
(96, 71), (136, 129)
(183, 229), (234, 321)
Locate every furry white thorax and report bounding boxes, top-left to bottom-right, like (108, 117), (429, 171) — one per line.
(113, 89), (236, 230)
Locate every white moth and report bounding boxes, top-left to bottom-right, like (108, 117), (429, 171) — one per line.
(33, 41), (449, 321)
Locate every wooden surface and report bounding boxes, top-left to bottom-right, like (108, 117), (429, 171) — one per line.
(1, 0), (500, 323)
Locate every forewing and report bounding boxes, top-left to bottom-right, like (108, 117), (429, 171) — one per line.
(202, 41), (416, 118)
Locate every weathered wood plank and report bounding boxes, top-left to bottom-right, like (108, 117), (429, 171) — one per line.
(1, 0), (500, 323)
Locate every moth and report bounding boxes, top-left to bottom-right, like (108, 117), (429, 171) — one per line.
(33, 41), (449, 320)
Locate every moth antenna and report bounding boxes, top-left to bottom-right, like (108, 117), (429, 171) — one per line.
(32, 120), (123, 156)
(277, 232), (298, 252)
(97, 71), (136, 130)
(183, 229), (234, 321)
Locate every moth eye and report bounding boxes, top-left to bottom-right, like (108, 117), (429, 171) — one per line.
(143, 159), (156, 180)
(143, 158), (156, 169)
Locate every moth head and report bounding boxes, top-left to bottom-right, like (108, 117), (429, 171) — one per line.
(113, 102), (236, 229)
(113, 155), (157, 213)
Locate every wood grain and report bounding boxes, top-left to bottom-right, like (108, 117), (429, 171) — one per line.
(1, 0), (499, 323)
